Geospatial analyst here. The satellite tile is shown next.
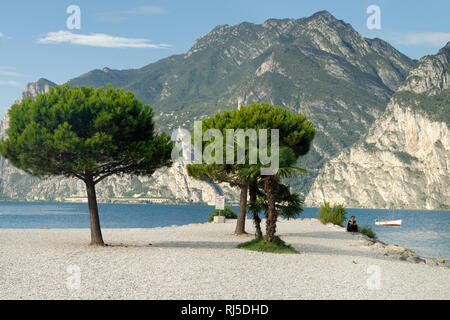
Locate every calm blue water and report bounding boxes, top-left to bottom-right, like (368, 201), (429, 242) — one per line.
(0, 201), (448, 261)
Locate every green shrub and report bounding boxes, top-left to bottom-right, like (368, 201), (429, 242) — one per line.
(363, 142), (379, 153)
(317, 201), (347, 227)
(393, 151), (418, 165)
(359, 225), (378, 240)
(207, 205), (237, 222)
(393, 88), (450, 124)
(236, 236), (299, 254)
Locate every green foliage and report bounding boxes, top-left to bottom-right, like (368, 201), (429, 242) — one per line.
(236, 236), (299, 254)
(208, 205), (237, 222)
(0, 84), (174, 244)
(276, 147), (308, 179)
(411, 168), (424, 177)
(187, 163), (237, 185)
(363, 142), (379, 153)
(317, 201), (347, 226)
(359, 224), (378, 240)
(250, 183), (304, 220)
(275, 184), (304, 220)
(187, 103), (315, 190)
(198, 103), (316, 161)
(187, 103), (314, 228)
(393, 151), (418, 165)
(0, 84), (173, 182)
(393, 88), (450, 124)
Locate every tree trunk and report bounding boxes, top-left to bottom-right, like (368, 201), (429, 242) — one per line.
(85, 176), (105, 246)
(249, 181), (262, 238)
(234, 183), (248, 235)
(264, 176), (278, 242)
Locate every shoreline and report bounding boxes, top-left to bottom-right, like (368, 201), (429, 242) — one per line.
(0, 199), (449, 211)
(318, 219), (447, 266)
(0, 218), (448, 299)
(0, 215), (448, 263)
(0, 221), (446, 264)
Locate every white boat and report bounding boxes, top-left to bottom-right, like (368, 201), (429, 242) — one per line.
(375, 219), (402, 226)
(374, 193), (402, 227)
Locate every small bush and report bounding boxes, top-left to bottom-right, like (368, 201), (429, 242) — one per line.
(393, 151), (418, 165)
(317, 202), (347, 227)
(236, 236), (299, 254)
(359, 225), (378, 240)
(208, 205), (237, 222)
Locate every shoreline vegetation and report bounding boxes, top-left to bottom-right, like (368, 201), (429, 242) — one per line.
(0, 218), (448, 299)
(317, 202), (378, 240)
(236, 236), (300, 254)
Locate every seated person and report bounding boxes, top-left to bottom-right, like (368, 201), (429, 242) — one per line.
(347, 216), (358, 234)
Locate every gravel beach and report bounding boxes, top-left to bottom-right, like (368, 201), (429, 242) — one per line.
(0, 218), (448, 300)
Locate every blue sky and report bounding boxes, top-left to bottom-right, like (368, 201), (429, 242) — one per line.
(0, 0), (449, 116)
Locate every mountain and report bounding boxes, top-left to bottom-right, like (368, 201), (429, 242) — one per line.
(67, 10), (415, 194)
(0, 11), (415, 203)
(306, 43), (450, 210)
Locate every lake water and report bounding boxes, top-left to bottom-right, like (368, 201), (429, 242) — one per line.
(0, 201), (448, 261)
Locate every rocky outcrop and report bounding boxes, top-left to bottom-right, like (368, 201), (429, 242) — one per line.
(316, 218), (442, 265)
(0, 160), (237, 205)
(17, 78), (57, 103)
(351, 236), (449, 266)
(306, 43), (450, 210)
(400, 42), (449, 95)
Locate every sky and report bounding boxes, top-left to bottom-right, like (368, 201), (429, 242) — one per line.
(0, 0), (449, 116)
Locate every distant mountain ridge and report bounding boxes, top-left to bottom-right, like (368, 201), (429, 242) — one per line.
(0, 11), (417, 203)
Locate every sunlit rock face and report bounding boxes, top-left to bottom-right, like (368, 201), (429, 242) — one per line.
(306, 43), (450, 210)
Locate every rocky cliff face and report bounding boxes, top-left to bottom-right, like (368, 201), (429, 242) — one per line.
(0, 158), (237, 205)
(306, 43), (450, 209)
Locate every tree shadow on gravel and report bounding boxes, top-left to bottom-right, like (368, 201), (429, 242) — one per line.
(290, 242), (390, 260)
(106, 239), (392, 262)
(152, 241), (242, 249)
(282, 231), (355, 240)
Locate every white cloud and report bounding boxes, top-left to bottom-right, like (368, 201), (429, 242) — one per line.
(0, 71), (22, 76)
(123, 6), (166, 15)
(97, 5), (166, 23)
(388, 32), (450, 47)
(36, 31), (170, 49)
(0, 80), (21, 87)
(0, 32), (4, 38)
(96, 15), (127, 24)
(0, 67), (22, 77)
